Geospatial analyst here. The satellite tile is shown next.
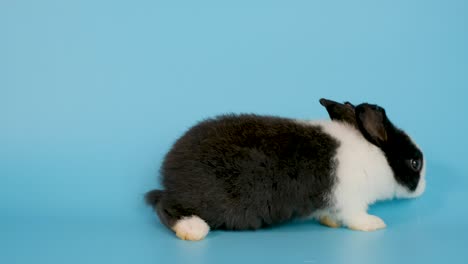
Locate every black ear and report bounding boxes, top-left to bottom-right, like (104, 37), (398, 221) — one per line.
(319, 98), (358, 128)
(344, 101), (355, 108)
(355, 103), (389, 147)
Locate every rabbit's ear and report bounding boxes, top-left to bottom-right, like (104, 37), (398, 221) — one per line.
(344, 102), (355, 108)
(319, 98), (358, 128)
(355, 103), (389, 147)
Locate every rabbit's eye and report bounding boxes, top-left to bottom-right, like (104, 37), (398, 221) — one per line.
(409, 158), (422, 172)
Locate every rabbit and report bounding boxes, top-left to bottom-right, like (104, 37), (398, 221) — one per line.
(145, 98), (426, 241)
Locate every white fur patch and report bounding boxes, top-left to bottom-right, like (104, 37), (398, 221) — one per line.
(172, 215), (210, 241)
(298, 120), (401, 230)
(314, 121), (397, 202)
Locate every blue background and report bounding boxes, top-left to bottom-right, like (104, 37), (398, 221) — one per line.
(1, 1), (467, 263)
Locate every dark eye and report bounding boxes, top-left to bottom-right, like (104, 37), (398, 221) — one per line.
(409, 158), (422, 172)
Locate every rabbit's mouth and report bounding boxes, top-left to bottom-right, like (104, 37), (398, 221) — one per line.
(395, 177), (426, 199)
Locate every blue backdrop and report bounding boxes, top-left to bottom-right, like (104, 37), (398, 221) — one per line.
(1, 1), (467, 263)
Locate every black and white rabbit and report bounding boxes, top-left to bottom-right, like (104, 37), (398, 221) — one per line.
(146, 98), (426, 240)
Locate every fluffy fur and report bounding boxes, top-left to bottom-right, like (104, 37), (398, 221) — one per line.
(148, 114), (340, 232)
(146, 99), (426, 240)
(172, 216), (210, 241)
(304, 120), (396, 230)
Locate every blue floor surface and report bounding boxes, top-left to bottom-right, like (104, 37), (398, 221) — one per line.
(2, 1), (468, 263)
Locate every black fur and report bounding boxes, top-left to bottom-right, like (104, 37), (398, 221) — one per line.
(146, 114), (339, 230)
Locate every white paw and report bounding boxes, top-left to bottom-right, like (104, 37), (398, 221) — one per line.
(172, 215), (210, 241)
(347, 214), (386, 232)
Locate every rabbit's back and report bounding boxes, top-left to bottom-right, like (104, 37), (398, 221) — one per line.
(159, 114), (339, 229)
